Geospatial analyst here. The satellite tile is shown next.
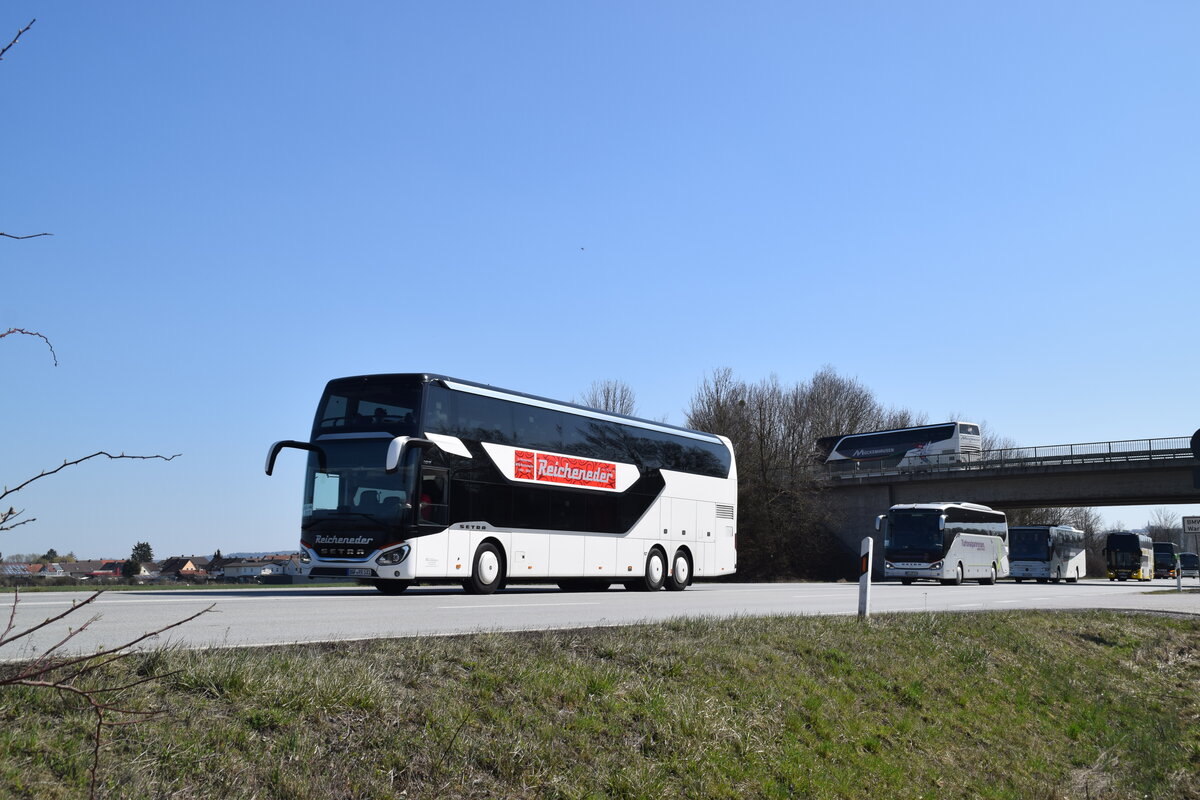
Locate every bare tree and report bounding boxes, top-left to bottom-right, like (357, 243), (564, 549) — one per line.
(579, 379), (637, 416)
(1146, 507), (1180, 542)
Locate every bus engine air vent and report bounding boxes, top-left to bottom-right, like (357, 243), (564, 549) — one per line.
(716, 504), (735, 519)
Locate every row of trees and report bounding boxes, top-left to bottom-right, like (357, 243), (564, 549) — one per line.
(583, 368), (930, 578)
(585, 371), (1190, 581)
(683, 366), (930, 578)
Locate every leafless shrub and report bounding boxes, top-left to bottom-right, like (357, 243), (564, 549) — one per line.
(1, 589), (213, 798)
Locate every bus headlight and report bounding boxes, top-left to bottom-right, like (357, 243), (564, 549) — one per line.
(930, 561), (943, 571)
(376, 544), (411, 567)
(299, 548), (312, 564)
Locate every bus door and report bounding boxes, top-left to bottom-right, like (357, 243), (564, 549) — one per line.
(418, 467), (449, 527)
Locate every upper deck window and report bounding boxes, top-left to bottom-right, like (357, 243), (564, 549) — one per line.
(314, 376), (423, 436)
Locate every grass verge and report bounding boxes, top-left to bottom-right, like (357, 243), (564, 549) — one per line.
(1, 610), (1197, 799)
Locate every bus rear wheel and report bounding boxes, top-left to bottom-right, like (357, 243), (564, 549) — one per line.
(464, 542), (503, 595)
(979, 565), (996, 585)
(665, 550), (691, 591)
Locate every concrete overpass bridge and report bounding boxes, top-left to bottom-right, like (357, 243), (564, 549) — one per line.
(824, 433), (1200, 574)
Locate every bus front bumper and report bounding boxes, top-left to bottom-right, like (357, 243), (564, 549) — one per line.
(885, 561), (943, 581)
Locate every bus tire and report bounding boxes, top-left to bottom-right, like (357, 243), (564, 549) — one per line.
(631, 549), (666, 591)
(374, 579), (412, 595)
(979, 565), (996, 585)
(665, 550), (691, 591)
(465, 542), (504, 595)
(942, 563), (964, 586)
(1052, 568), (1061, 584)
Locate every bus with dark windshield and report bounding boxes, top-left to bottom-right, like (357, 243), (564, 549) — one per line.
(1009, 525), (1086, 583)
(1104, 532), (1153, 582)
(265, 374), (738, 594)
(819, 422), (981, 476)
(876, 502), (1008, 585)
(1152, 541), (1179, 579)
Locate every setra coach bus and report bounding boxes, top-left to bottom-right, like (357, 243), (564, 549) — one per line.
(876, 501), (1009, 585)
(819, 422), (982, 475)
(1009, 525), (1087, 583)
(265, 374), (738, 594)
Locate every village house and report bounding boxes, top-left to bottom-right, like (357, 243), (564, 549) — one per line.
(156, 556), (210, 582)
(221, 555), (302, 583)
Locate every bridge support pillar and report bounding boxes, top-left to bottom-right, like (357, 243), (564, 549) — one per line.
(825, 484), (894, 579)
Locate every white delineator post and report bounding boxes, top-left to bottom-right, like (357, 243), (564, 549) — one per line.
(858, 537), (873, 619)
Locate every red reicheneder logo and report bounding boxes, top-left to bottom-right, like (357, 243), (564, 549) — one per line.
(515, 450), (616, 489)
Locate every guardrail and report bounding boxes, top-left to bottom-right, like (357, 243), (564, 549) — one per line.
(824, 436), (1195, 479)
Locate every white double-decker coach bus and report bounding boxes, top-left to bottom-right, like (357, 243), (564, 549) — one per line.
(1009, 525), (1086, 583)
(266, 374), (738, 594)
(876, 502), (1009, 585)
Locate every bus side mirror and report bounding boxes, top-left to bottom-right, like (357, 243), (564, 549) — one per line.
(265, 441), (325, 476)
(385, 437), (437, 473)
(874, 515), (885, 531)
(938, 515), (947, 532)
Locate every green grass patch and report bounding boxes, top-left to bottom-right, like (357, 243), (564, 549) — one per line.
(1, 611), (1197, 799)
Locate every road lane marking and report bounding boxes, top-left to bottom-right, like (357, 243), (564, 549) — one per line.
(440, 602), (600, 610)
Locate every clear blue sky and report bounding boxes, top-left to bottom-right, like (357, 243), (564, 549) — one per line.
(4, 2), (1198, 560)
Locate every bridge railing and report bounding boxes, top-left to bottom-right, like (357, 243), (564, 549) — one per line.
(824, 436), (1195, 479)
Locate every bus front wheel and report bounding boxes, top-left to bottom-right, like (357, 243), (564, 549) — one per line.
(465, 542), (504, 595)
(628, 549), (666, 591)
(942, 564), (963, 586)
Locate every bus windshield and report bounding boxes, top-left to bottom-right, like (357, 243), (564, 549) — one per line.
(1009, 529), (1051, 561)
(886, 511), (944, 559)
(302, 439), (416, 531)
(314, 376), (424, 435)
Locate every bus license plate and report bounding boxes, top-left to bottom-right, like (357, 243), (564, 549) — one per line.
(904, 571), (918, 576)
(348, 568), (372, 577)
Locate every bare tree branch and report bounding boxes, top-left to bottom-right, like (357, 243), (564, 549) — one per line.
(1, 327), (58, 365)
(0, 232), (53, 239)
(0, 18), (35, 61)
(1, 452), (181, 532)
(0, 589), (102, 649)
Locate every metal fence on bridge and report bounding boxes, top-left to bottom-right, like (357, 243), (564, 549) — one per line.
(825, 436), (1195, 479)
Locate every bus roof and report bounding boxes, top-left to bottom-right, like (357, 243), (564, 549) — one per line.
(889, 502), (998, 513)
(1009, 525), (1084, 533)
(329, 373), (725, 444)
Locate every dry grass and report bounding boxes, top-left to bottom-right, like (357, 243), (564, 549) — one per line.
(1, 610), (1197, 799)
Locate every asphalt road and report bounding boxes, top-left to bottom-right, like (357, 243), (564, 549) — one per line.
(2, 579), (1197, 660)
